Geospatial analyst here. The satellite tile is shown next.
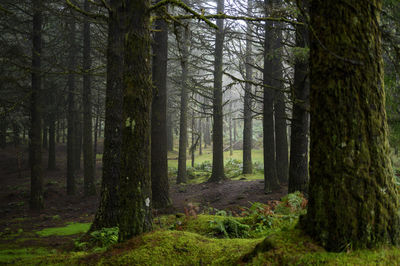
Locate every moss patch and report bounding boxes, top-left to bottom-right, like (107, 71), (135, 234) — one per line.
(36, 222), (91, 237)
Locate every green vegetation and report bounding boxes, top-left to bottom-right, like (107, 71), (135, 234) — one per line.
(3, 193), (400, 265)
(36, 222), (91, 237)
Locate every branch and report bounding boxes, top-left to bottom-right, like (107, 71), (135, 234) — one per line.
(175, 14), (302, 25)
(150, 0), (217, 29)
(65, 0), (107, 20)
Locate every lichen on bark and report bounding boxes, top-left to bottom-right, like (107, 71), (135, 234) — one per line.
(302, 0), (400, 251)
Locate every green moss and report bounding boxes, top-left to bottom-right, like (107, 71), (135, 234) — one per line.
(97, 230), (261, 265)
(0, 247), (53, 264)
(36, 222), (91, 237)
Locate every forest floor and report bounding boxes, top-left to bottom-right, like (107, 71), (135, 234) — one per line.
(0, 143), (285, 258)
(2, 143), (400, 265)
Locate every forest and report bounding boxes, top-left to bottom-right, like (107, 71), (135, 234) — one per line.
(2, 0), (400, 264)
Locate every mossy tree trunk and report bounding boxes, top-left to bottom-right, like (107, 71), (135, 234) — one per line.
(151, 1), (171, 208)
(263, 0), (279, 193)
(82, 0), (96, 197)
(209, 0), (226, 182)
(30, 0), (43, 210)
(302, 0), (400, 251)
(90, 0), (124, 231)
(118, 0), (153, 241)
(288, 0), (309, 194)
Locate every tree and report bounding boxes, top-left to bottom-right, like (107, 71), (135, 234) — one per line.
(30, 0), (44, 210)
(151, 0), (171, 208)
(177, 24), (190, 184)
(209, 0), (225, 182)
(66, 8), (77, 195)
(82, 0), (96, 196)
(242, 0), (253, 175)
(263, 0), (279, 193)
(118, 0), (153, 241)
(302, 0), (400, 251)
(90, 0), (124, 231)
(288, 0), (309, 194)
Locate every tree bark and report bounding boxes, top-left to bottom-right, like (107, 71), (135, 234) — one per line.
(90, 0), (124, 231)
(67, 10), (77, 195)
(177, 26), (190, 184)
(263, 0), (279, 192)
(118, 0), (153, 241)
(167, 112), (174, 151)
(151, 2), (171, 208)
(83, 0), (96, 196)
(30, 0), (43, 210)
(242, 0), (253, 175)
(288, 0), (309, 194)
(48, 95), (56, 170)
(302, 0), (400, 251)
(209, 0), (225, 182)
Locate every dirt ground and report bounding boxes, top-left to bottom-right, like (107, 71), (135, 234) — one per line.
(0, 143), (287, 236)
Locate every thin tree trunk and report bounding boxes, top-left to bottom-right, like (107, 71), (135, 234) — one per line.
(242, 0), (253, 174)
(67, 10), (77, 195)
(229, 104), (233, 156)
(167, 112), (174, 151)
(48, 102), (56, 170)
(199, 119), (202, 155)
(83, 0), (96, 196)
(273, 3), (289, 184)
(151, 1), (171, 208)
(42, 124), (47, 149)
(191, 110), (195, 167)
(288, 0), (309, 194)
(177, 26), (190, 184)
(209, 0), (225, 182)
(30, 0), (43, 210)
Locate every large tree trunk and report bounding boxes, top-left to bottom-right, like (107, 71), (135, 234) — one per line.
(30, 0), (43, 210)
(118, 0), (153, 241)
(177, 26), (190, 184)
(66, 10), (77, 195)
(209, 0), (225, 182)
(242, 0), (253, 175)
(90, 0), (124, 231)
(288, 0), (309, 194)
(302, 0), (400, 251)
(0, 114), (6, 149)
(263, 0), (279, 193)
(83, 0), (96, 197)
(151, 2), (171, 208)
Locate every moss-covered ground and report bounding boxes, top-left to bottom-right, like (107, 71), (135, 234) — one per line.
(2, 193), (400, 265)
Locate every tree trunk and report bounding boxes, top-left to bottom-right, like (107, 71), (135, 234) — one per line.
(151, 2), (171, 208)
(263, 0), (279, 192)
(75, 110), (82, 170)
(0, 114), (7, 149)
(288, 0), (309, 194)
(209, 0), (225, 182)
(67, 10), (77, 195)
(198, 119), (202, 155)
(204, 117), (211, 148)
(118, 0), (153, 241)
(242, 0), (253, 174)
(48, 111), (56, 170)
(302, 0), (400, 251)
(42, 124), (47, 149)
(229, 104), (233, 156)
(83, 0), (96, 197)
(191, 110), (195, 167)
(177, 26), (190, 184)
(167, 112), (174, 151)
(30, 0), (43, 210)
(90, 0), (124, 232)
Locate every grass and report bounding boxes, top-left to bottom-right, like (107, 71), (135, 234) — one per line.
(167, 149), (264, 169)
